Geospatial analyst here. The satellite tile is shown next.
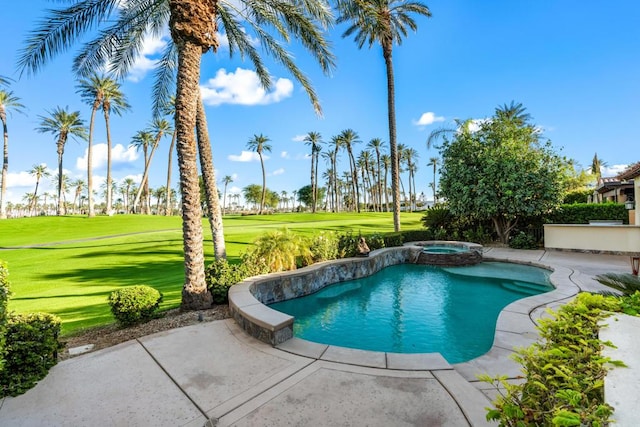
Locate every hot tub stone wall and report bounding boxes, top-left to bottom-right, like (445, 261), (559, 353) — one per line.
(229, 246), (421, 346)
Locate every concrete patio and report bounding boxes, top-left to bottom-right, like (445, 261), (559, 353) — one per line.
(0, 248), (634, 426)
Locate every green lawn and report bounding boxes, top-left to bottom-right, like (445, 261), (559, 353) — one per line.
(0, 212), (424, 335)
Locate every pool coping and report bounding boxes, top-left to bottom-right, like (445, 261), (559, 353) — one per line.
(228, 244), (580, 373)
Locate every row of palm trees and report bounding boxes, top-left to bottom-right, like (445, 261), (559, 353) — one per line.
(10, 0), (432, 309)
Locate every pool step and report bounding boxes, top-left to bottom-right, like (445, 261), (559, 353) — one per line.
(501, 280), (551, 295)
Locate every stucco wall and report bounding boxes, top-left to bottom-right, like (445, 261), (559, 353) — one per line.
(544, 224), (640, 254)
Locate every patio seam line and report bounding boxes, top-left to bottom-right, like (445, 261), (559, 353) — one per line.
(135, 338), (210, 420)
(213, 360), (318, 422)
(431, 370), (473, 427)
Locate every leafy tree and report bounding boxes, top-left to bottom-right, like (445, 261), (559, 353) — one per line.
(36, 107), (87, 215)
(0, 90), (25, 219)
(243, 184), (264, 209)
(297, 184), (327, 208)
(591, 152), (607, 182)
(246, 134), (272, 214)
(439, 104), (565, 244)
(337, 0), (431, 230)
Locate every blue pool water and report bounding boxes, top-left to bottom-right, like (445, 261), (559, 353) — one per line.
(269, 262), (553, 363)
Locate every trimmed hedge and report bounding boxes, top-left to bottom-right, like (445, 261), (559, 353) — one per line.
(0, 312), (63, 397)
(108, 285), (163, 326)
(546, 203), (628, 224)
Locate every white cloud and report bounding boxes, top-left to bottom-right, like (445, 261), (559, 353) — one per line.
(271, 168), (285, 176)
(76, 143), (140, 171)
(292, 134), (306, 142)
(229, 186), (242, 194)
(281, 151), (290, 159)
(413, 112), (445, 127)
(125, 32), (169, 82)
(228, 151), (263, 162)
(200, 68), (294, 107)
(604, 164), (628, 177)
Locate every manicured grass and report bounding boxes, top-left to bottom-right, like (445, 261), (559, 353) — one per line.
(0, 212), (424, 335)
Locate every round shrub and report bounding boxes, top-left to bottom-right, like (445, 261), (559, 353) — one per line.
(1, 312), (63, 397)
(108, 285), (163, 326)
(509, 231), (538, 249)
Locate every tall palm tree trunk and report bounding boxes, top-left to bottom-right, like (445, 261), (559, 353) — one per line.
(170, 0), (215, 310)
(259, 152), (266, 214)
(87, 105), (98, 217)
(165, 130), (177, 216)
(384, 44), (400, 231)
(104, 109), (114, 214)
(196, 94), (226, 260)
(310, 151), (316, 213)
(132, 145), (158, 212)
(313, 152), (320, 212)
(56, 140), (65, 215)
(0, 119), (8, 219)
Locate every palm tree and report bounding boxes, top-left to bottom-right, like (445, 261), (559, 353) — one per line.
(162, 96), (176, 217)
(303, 131), (323, 213)
(130, 130), (154, 213)
(76, 73), (129, 216)
(36, 107), (87, 215)
(195, 94), (226, 259)
(246, 134), (272, 215)
(132, 119), (172, 214)
(100, 76), (129, 214)
(29, 164), (51, 214)
(403, 147), (418, 211)
(71, 179), (86, 213)
(121, 177), (136, 212)
(495, 101), (532, 126)
(20, 0), (335, 309)
(428, 156), (438, 203)
(222, 175), (233, 215)
(367, 138), (385, 211)
(381, 153), (391, 211)
(337, 129), (361, 212)
(337, 0), (431, 229)
(0, 89), (25, 219)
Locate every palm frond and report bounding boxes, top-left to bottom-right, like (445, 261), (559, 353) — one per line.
(18, 0), (120, 76)
(595, 273), (640, 296)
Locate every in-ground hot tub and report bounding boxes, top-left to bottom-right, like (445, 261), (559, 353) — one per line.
(415, 241), (483, 266)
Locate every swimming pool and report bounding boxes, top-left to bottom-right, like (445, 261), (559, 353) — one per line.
(269, 262), (553, 363)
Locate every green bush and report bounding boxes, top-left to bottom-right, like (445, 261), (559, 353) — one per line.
(508, 231), (539, 249)
(400, 229), (434, 243)
(337, 231), (359, 258)
(421, 204), (454, 230)
(462, 225), (493, 244)
(108, 285), (163, 326)
(205, 259), (251, 304)
(308, 232), (339, 263)
(562, 189), (593, 204)
(546, 203), (628, 224)
(382, 232), (404, 247)
(0, 262), (10, 374)
(0, 312), (63, 397)
(245, 228), (312, 271)
(366, 233), (386, 251)
(482, 293), (623, 426)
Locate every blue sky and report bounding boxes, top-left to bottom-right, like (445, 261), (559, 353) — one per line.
(1, 0), (638, 206)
